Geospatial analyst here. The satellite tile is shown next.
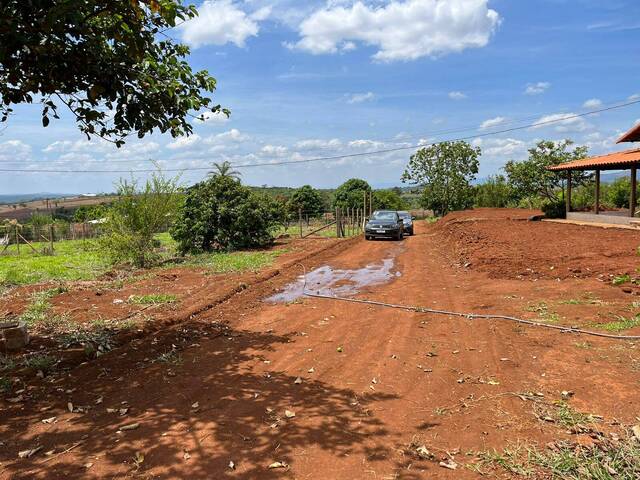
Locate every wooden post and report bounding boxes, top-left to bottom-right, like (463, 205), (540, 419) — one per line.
(15, 225), (19, 254)
(631, 167), (637, 217)
(595, 169), (600, 214)
(335, 207), (341, 238)
(363, 191), (367, 219)
(49, 224), (55, 253)
(369, 191), (373, 217)
(566, 170), (572, 215)
(298, 208), (303, 238)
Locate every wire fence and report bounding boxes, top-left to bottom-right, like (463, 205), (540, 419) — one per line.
(0, 221), (106, 256)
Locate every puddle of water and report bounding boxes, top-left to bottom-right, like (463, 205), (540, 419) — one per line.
(266, 258), (401, 304)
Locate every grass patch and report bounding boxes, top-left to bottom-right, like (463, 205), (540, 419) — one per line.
(19, 287), (68, 328)
(186, 249), (286, 273)
(128, 293), (177, 305)
(23, 354), (56, 373)
(475, 431), (640, 479)
(0, 239), (110, 286)
(613, 274), (632, 286)
(596, 315), (640, 333)
(156, 350), (182, 365)
(558, 292), (602, 306)
(526, 302), (561, 323)
(0, 377), (12, 393)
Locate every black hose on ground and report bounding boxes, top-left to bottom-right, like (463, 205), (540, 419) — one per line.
(297, 264), (640, 341)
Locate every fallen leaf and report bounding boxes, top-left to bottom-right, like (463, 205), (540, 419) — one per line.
(228, 460), (236, 470)
(632, 425), (640, 441)
(119, 423), (140, 431)
(119, 408), (129, 416)
(18, 446), (42, 459)
(41, 416), (57, 424)
(268, 461), (288, 469)
(416, 445), (431, 459)
(95, 397), (103, 405)
(7, 396), (23, 403)
(439, 459), (458, 470)
(294, 377), (302, 385)
(183, 452), (191, 460)
(84, 462), (94, 469)
(337, 346), (343, 353)
(308, 367), (315, 373)
(191, 402), (199, 409)
(284, 410), (296, 418)
(67, 402), (74, 413)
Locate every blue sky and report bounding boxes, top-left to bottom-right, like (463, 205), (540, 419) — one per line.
(2, 0), (640, 194)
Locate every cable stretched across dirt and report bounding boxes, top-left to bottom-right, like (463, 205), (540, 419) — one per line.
(297, 264), (640, 341)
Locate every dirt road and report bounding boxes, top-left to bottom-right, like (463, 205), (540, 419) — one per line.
(3, 213), (640, 479)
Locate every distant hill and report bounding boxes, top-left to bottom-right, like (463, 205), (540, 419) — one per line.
(0, 193), (77, 205)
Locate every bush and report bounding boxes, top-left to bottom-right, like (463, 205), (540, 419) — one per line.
(372, 189), (409, 210)
(541, 200), (566, 219)
(474, 175), (516, 208)
(607, 177), (632, 208)
(334, 178), (371, 210)
(171, 176), (284, 254)
(101, 171), (181, 268)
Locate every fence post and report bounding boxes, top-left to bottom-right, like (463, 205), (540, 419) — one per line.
(298, 208), (303, 238)
(15, 225), (19, 254)
(49, 224), (55, 253)
(335, 207), (341, 238)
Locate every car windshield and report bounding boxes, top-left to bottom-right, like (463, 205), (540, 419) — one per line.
(370, 211), (397, 221)
(397, 211), (411, 219)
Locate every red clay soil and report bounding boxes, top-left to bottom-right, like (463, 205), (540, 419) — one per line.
(435, 207), (640, 283)
(2, 210), (640, 479)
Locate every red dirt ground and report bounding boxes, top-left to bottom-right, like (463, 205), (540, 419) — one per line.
(2, 209), (640, 479)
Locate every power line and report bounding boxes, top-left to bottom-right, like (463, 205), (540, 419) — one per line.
(2, 98), (638, 174)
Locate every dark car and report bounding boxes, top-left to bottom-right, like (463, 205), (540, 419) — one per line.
(364, 210), (404, 241)
(397, 210), (414, 236)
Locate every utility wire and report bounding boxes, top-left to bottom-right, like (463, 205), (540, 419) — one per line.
(2, 98), (638, 174)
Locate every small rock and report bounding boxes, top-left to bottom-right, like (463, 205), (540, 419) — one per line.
(268, 461), (288, 469)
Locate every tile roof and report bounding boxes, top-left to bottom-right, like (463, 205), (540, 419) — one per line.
(546, 148), (640, 171)
(617, 123), (640, 143)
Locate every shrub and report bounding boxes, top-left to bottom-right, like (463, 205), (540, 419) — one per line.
(334, 179), (371, 210)
(171, 176), (284, 254)
(287, 185), (325, 217)
(541, 200), (566, 219)
(100, 171), (181, 268)
(474, 175), (516, 208)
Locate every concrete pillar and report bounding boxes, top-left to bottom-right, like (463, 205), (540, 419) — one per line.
(566, 170), (572, 214)
(595, 169), (600, 214)
(631, 167), (637, 217)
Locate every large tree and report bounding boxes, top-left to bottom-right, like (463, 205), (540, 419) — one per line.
(504, 140), (590, 202)
(402, 141), (480, 216)
(287, 185), (325, 217)
(334, 178), (371, 210)
(170, 176), (283, 254)
(0, 1), (226, 146)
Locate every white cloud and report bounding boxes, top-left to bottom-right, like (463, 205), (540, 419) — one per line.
(261, 144), (289, 156)
(0, 140), (32, 162)
(167, 134), (201, 150)
(179, 0), (268, 48)
(295, 138), (343, 150)
(288, 0), (500, 62)
(448, 91), (467, 100)
(480, 116), (506, 130)
(204, 128), (250, 144)
(582, 98), (602, 109)
(474, 138), (527, 157)
(346, 92), (375, 104)
(42, 139), (111, 154)
(194, 111), (230, 124)
(629, 93), (640, 101)
(531, 113), (590, 132)
(524, 82), (550, 95)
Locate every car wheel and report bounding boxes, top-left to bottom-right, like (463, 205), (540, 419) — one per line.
(365, 235), (371, 240)
(397, 231), (403, 241)
(409, 228), (414, 236)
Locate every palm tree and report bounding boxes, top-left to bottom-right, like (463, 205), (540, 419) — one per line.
(208, 160), (241, 180)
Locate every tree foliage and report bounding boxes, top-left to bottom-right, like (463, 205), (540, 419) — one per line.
(170, 176), (283, 254)
(402, 141), (480, 216)
(473, 175), (516, 208)
(334, 178), (371, 210)
(101, 171), (181, 267)
(372, 189), (408, 210)
(0, 0), (226, 146)
(208, 160), (241, 180)
(504, 140), (590, 202)
(287, 185), (325, 216)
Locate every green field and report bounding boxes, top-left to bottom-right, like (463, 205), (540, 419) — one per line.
(0, 234), (287, 287)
